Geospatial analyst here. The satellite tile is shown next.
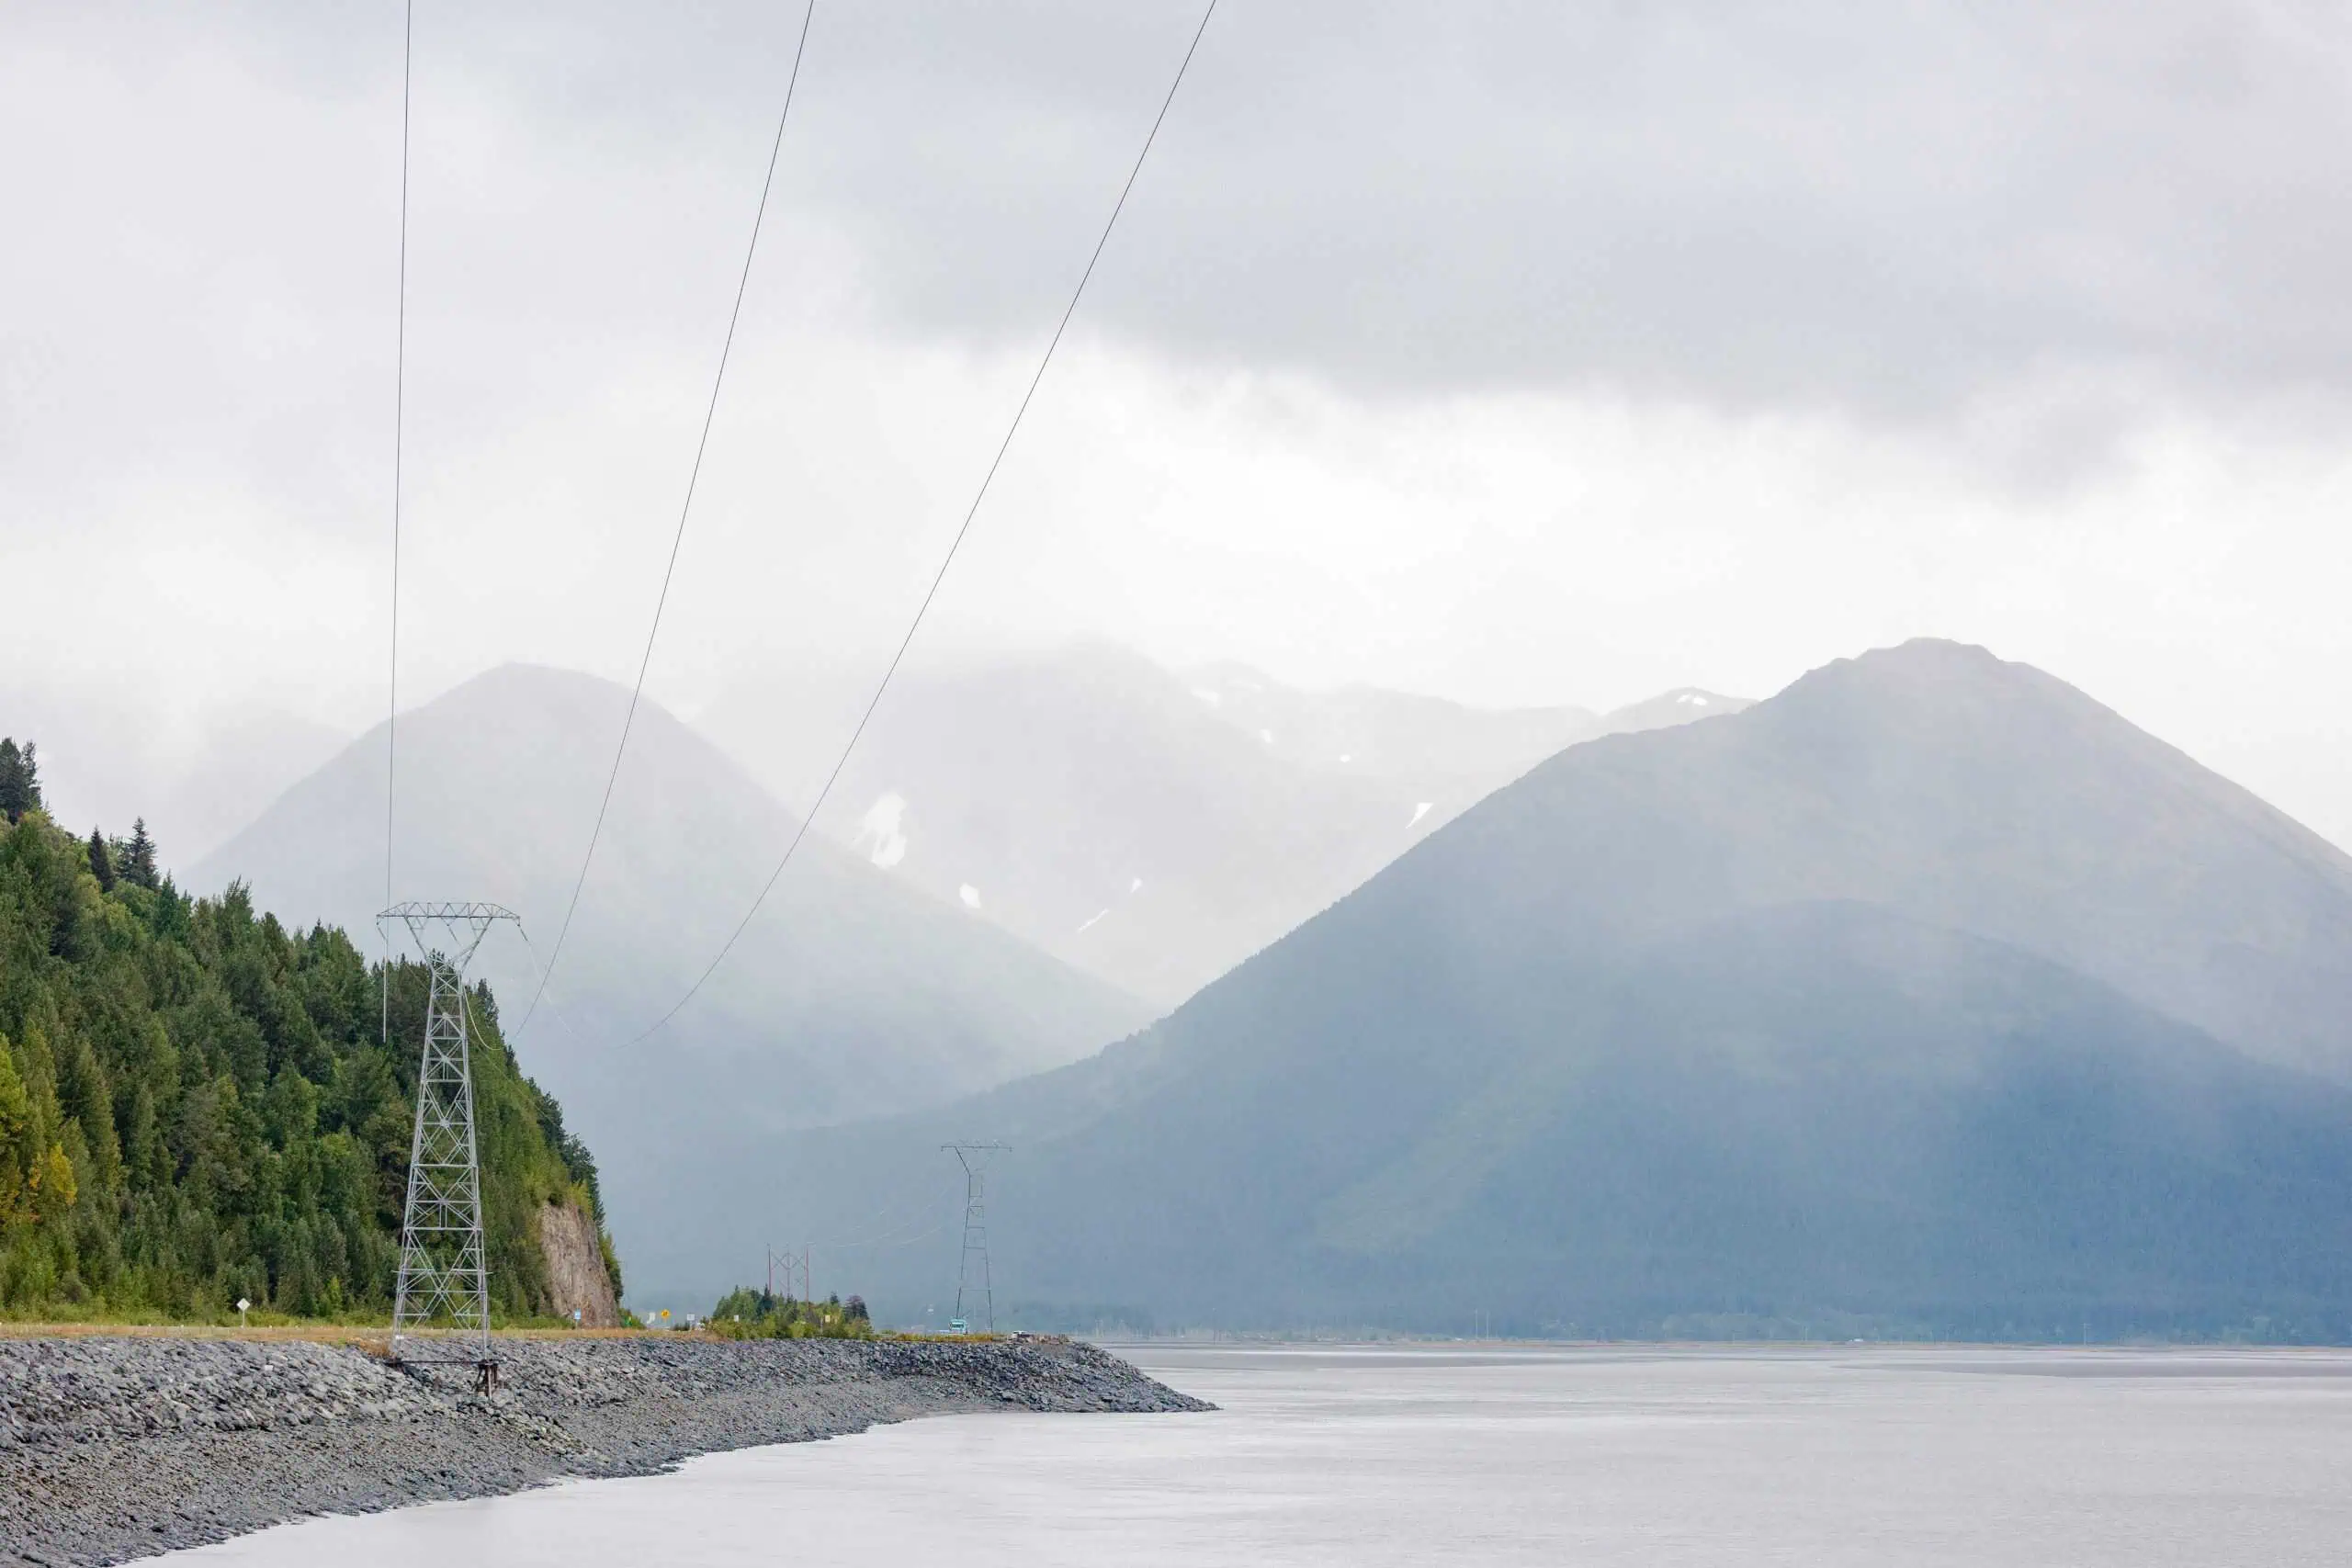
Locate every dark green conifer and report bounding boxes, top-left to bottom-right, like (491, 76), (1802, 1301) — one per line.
(0, 739), (40, 824)
(86, 828), (115, 890)
(122, 818), (156, 888)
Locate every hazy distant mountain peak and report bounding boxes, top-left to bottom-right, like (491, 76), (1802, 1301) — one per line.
(1417, 637), (2352, 1079)
(696, 643), (1748, 1005)
(709, 639), (2352, 1331)
(191, 659), (1149, 1300)
(1774, 636), (2064, 711)
(1587, 684), (1754, 735)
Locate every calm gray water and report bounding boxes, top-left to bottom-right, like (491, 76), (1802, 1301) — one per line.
(165, 1344), (2352, 1565)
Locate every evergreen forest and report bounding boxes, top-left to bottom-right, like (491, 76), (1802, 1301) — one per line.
(0, 749), (620, 1321)
(707, 1285), (872, 1339)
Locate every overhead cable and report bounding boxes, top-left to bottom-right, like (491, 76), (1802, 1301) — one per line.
(382, 0), (414, 1044)
(517, 0), (819, 1038)
(624, 0), (1220, 1046)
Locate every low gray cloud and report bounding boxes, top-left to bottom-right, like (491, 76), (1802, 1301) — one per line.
(17, 1), (2352, 452)
(15, 1), (2352, 863)
(703, 0), (2352, 419)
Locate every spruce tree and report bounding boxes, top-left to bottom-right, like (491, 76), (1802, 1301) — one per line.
(123, 818), (156, 889)
(0, 739), (39, 824)
(86, 827), (114, 891)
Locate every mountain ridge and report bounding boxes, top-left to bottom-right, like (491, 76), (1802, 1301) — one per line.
(663, 640), (2352, 1333)
(697, 642), (1749, 1004)
(189, 662), (1152, 1295)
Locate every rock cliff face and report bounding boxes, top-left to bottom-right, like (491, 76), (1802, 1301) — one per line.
(537, 1201), (620, 1328)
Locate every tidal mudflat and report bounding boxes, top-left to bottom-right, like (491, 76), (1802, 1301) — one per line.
(141, 1342), (2352, 1566)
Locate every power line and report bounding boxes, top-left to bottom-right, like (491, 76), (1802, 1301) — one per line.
(517, 0), (818, 1039)
(808, 1182), (967, 1251)
(829, 1219), (951, 1253)
(382, 0), (413, 1046)
(627, 0), (1220, 1046)
(511, 921), (588, 1048)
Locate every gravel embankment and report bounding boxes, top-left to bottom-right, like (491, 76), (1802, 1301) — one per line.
(0, 1335), (1208, 1566)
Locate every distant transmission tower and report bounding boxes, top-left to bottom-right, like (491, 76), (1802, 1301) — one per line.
(943, 1143), (1009, 1332)
(379, 901), (520, 1382)
(767, 1243), (811, 1301)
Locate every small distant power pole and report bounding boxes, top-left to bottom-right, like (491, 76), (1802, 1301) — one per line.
(766, 1243), (811, 1300)
(943, 1143), (1009, 1332)
(379, 900), (520, 1386)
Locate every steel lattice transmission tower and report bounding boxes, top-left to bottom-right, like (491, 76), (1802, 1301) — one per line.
(943, 1143), (1009, 1332)
(379, 901), (520, 1374)
(767, 1243), (811, 1302)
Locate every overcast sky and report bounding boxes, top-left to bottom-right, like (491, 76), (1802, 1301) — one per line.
(11, 2), (2352, 847)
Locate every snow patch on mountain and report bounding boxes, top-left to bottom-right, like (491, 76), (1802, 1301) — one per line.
(854, 793), (910, 868)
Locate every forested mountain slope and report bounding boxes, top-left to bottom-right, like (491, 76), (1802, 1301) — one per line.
(0, 802), (616, 1319)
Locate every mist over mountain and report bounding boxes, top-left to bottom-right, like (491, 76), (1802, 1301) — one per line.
(189, 664), (1148, 1288)
(1182, 662), (1740, 791)
(678, 642), (2352, 1333)
(0, 685), (344, 869)
(696, 643), (1747, 1005)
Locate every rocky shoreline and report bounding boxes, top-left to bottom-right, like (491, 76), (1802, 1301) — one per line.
(0, 1334), (1209, 1566)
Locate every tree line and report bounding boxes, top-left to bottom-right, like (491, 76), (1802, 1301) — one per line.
(0, 739), (621, 1321)
(707, 1285), (873, 1339)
